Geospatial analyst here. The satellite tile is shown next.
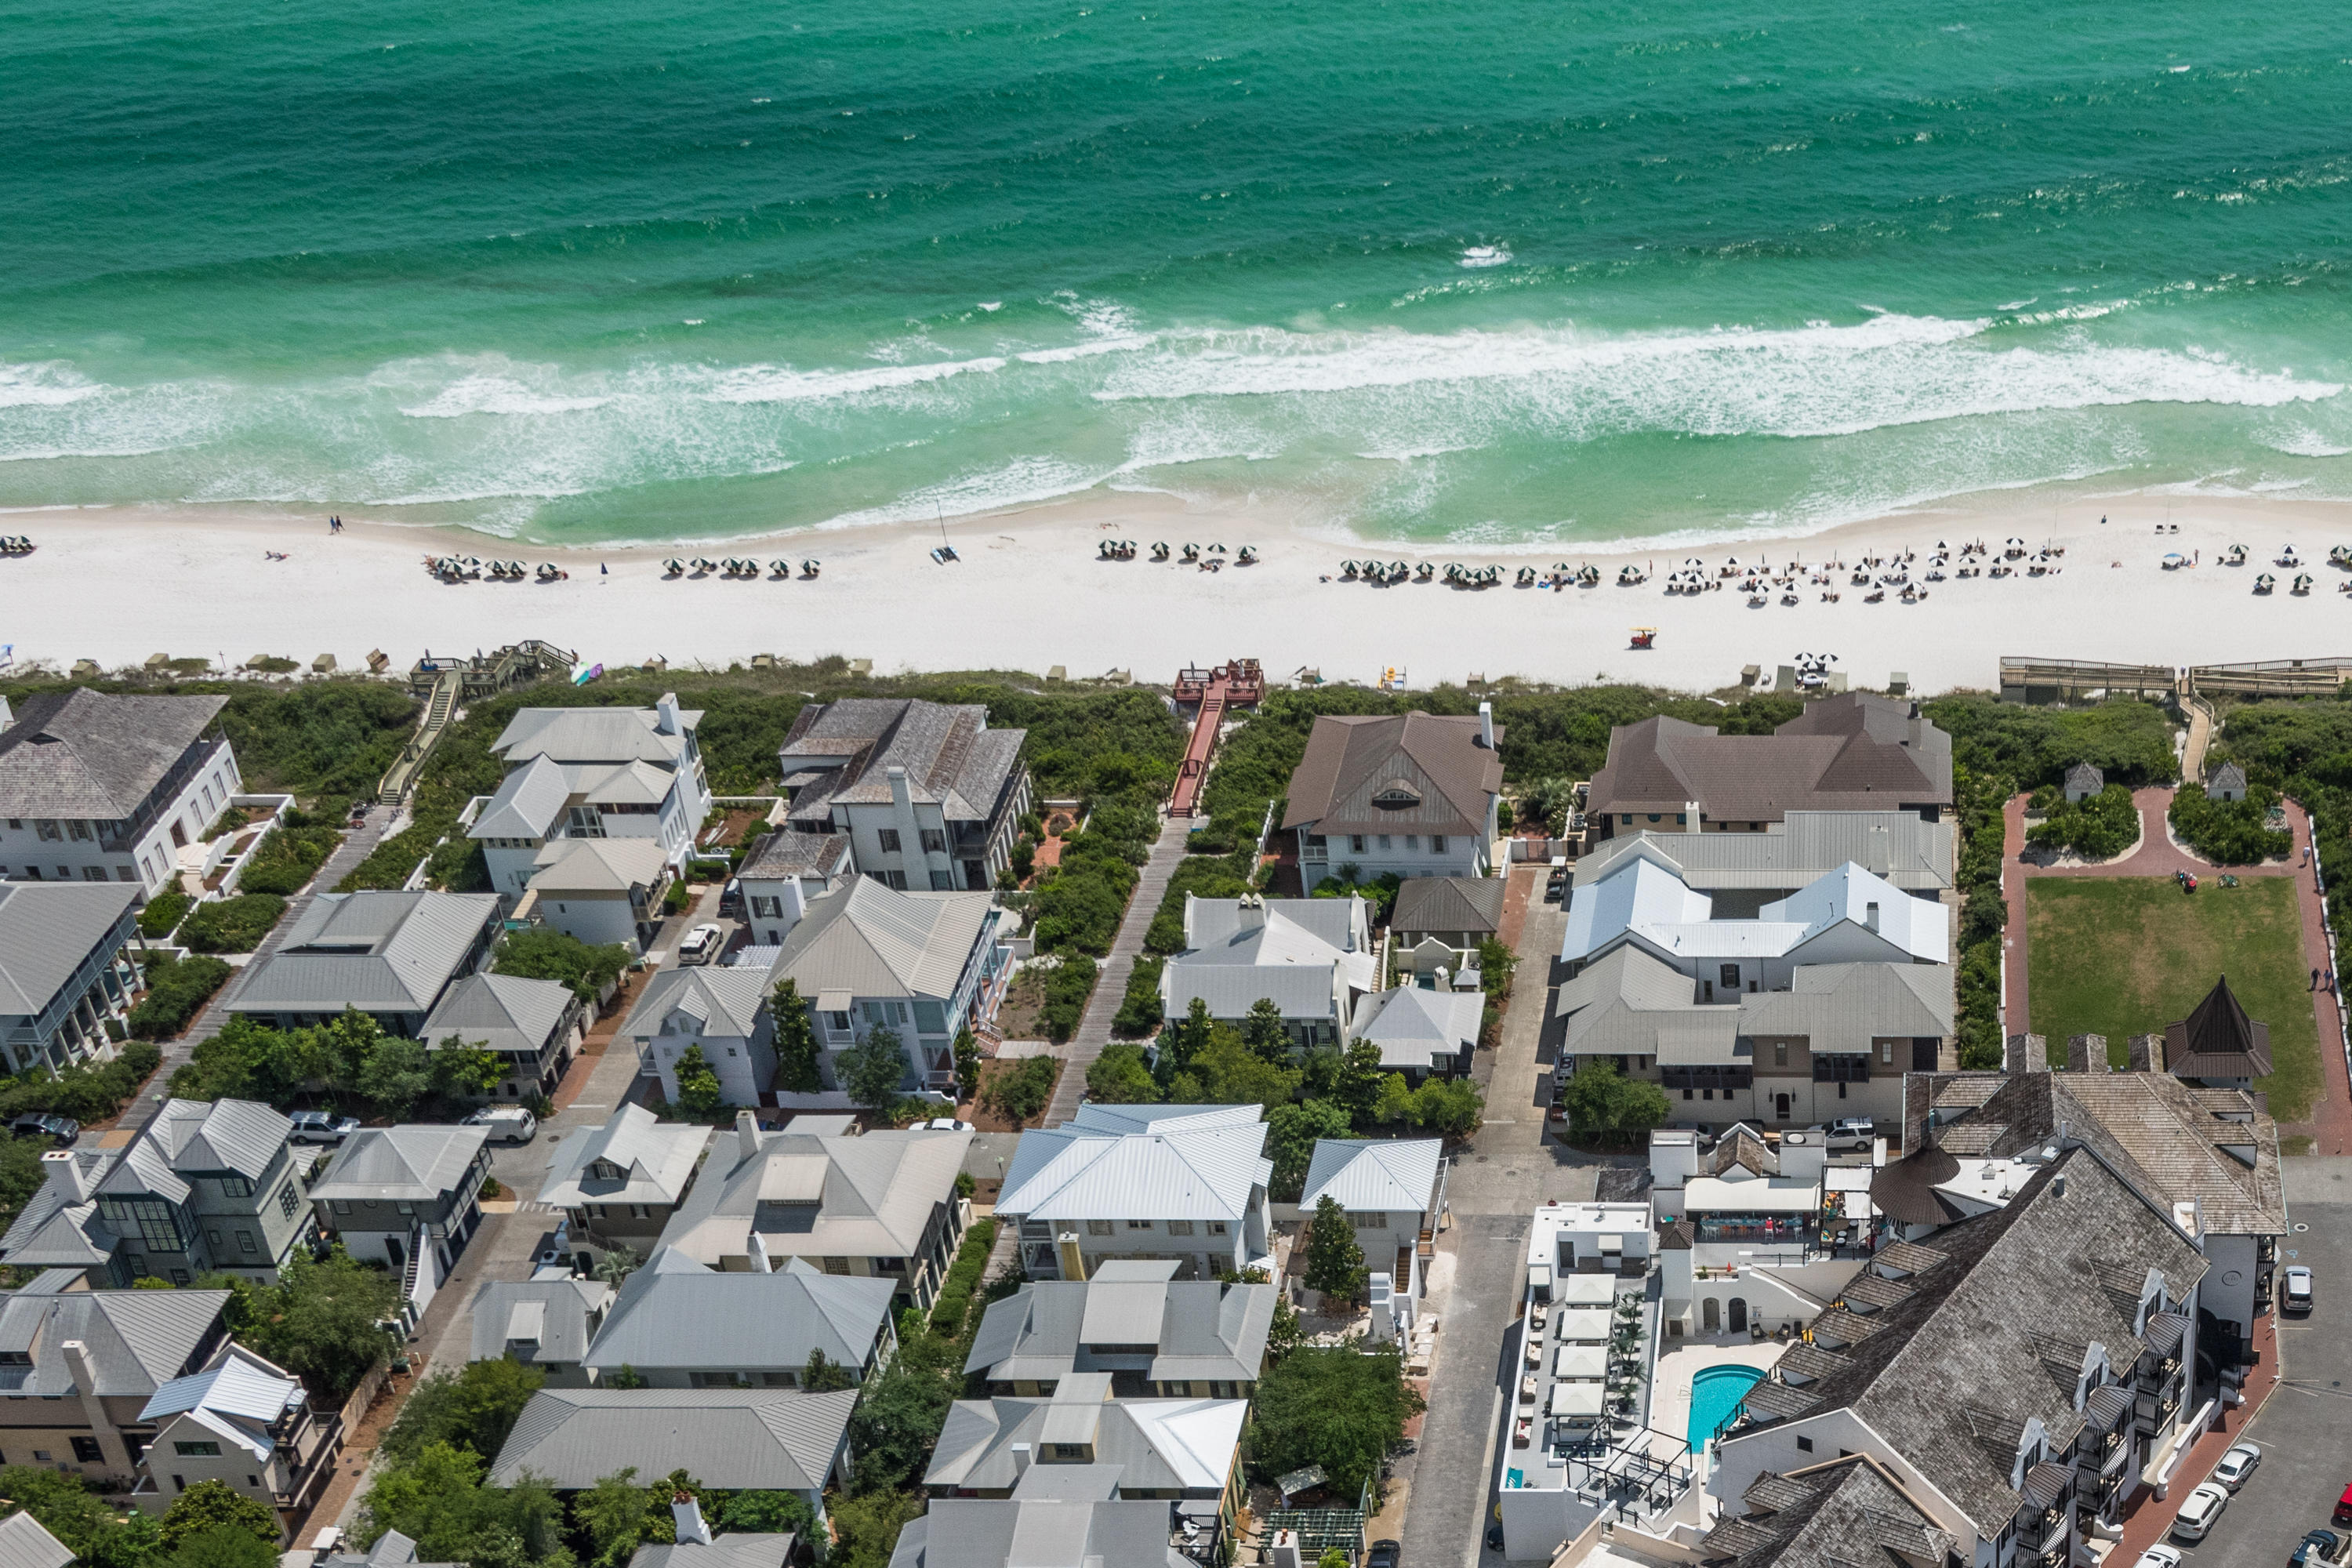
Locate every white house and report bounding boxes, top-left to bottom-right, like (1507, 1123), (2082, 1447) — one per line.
(998, 1104), (1272, 1282)
(469, 696), (713, 896)
(1283, 706), (1504, 891)
(1156, 894), (1374, 1049)
(738, 830), (855, 946)
(131, 1345), (340, 1537)
(419, 972), (586, 1102)
(0, 690), (244, 895)
(623, 960), (782, 1108)
(520, 837), (671, 954)
(1348, 986), (1480, 1081)
(0, 881), (143, 1073)
(1298, 1138), (1446, 1298)
(776, 699), (1033, 892)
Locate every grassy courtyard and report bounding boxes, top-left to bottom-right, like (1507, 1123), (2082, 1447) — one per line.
(2025, 875), (2320, 1122)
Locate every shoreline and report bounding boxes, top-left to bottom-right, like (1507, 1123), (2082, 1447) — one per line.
(10, 484), (2352, 696)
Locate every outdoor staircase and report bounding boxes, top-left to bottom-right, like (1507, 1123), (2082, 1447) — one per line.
(378, 667), (463, 806)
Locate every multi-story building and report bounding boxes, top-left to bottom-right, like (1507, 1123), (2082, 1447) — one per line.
(307, 1125), (492, 1326)
(657, 1112), (972, 1308)
(887, 1465), (1194, 1568)
(1568, 808), (1954, 916)
(736, 830), (853, 947)
(998, 1104), (1272, 1283)
(1156, 894), (1374, 1050)
(539, 1104), (711, 1272)
(0, 1271), (234, 1485)
(1284, 706), (1503, 892)
(468, 1279), (614, 1388)
(775, 699), (1032, 891)
(517, 837), (672, 954)
(1298, 1138), (1446, 1299)
(625, 960), (782, 1109)
(0, 1099), (318, 1287)
(468, 696), (713, 896)
(0, 690), (241, 895)
(419, 971), (586, 1102)
(964, 1260), (1277, 1399)
(131, 1344), (341, 1539)
(227, 891), (500, 1036)
(580, 1256), (900, 1389)
(0, 881), (143, 1073)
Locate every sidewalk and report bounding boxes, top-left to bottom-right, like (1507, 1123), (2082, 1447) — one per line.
(2110, 1312), (2281, 1559)
(1040, 818), (1191, 1126)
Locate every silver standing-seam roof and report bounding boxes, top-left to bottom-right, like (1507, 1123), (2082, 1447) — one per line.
(488, 1387), (858, 1490)
(0, 883), (140, 1020)
(1572, 811), (1956, 895)
(1, 1098), (292, 1267)
(309, 1125), (490, 1205)
(630, 1535), (797, 1568)
(422, 972), (578, 1057)
(770, 879), (996, 1002)
(1299, 1139), (1444, 1218)
(889, 1465), (1189, 1568)
(230, 891), (498, 1015)
(623, 964), (779, 1043)
(657, 1123), (971, 1269)
(138, 1344), (306, 1461)
(964, 1262), (1276, 1389)
(0, 690), (226, 818)
(0, 1509), (76, 1568)
(492, 706), (702, 769)
(540, 1104), (711, 1210)
(924, 1383), (1247, 1495)
(582, 1256), (897, 1377)
(0, 1276), (229, 1396)
(996, 1103), (1270, 1224)
(1348, 987), (1481, 1072)
(470, 1279), (614, 1366)
(470, 753), (572, 840)
(528, 835), (672, 892)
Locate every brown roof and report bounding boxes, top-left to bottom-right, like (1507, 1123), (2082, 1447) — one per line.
(1586, 694), (1952, 825)
(1280, 712), (1502, 838)
(1867, 1139), (1966, 1228)
(0, 690), (227, 818)
(1389, 876), (1507, 936)
(2163, 975), (2274, 1080)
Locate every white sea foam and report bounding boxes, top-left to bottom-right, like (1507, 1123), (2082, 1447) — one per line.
(2261, 426), (2352, 459)
(811, 455), (1110, 531)
(401, 376), (615, 418)
(0, 363), (106, 408)
(1016, 334), (1156, 365)
(1460, 245), (1512, 269)
(706, 356), (1007, 403)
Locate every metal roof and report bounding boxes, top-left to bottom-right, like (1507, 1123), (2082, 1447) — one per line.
(540, 1105), (710, 1210)
(1348, 988), (1481, 1071)
(997, 1108), (1270, 1224)
(769, 879), (996, 1003)
(0, 883), (140, 1019)
(0, 690), (227, 818)
(1572, 811), (1955, 895)
(469, 1279), (612, 1365)
(0, 1283), (230, 1396)
(528, 836), (671, 893)
(631, 1535), (797, 1568)
(1298, 1139), (1443, 1218)
(310, 1124), (489, 1203)
(582, 1256), (897, 1374)
(489, 1387), (858, 1491)
(1182, 895), (1364, 953)
(0, 1512), (73, 1568)
(140, 1345), (304, 1460)
(470, 753), (572, 841)
(623, 964), (778, 1042)
(1562, 856), (1947, 967)
(492, 706), (701, 769)
(658, 1123), (970, 1268)
(924, 1388), (1247, 1495)
(231, 891), (498, 1014)
(889, 1484), (1188, 1568)
(423, 973), (577, 1057)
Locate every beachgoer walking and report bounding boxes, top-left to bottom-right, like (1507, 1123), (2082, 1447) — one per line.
(2311, 967), (2320, 990)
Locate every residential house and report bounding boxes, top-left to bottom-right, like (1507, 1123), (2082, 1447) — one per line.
(736, 831), (854, 947)
(2063, 762), (2105, 803)
(312, 1532), (460, 1568)
(0, 1510), (73, 1568)
(130, 1345), (339, 1539)
(489, 1388), (859, 1525)
(1298, 1138), (1446, 1298)
(0, 882), (143, 1073)
(1284, 706), (1504, 891)
(307, 1125), (492, 1321)
(421, 972), (586, 1102)
(1156, 895), (1373, 1050)
(1388, 875), (1505, 956)
(1585, 692), (1954, 839)
(964, 1260), (1276, 1398)
(625, 961), (781, 1109)
(2158, 975), (2270, 1091)
(769, 877), (1007, 1094)
(468, 696), (714, 897)
(1347, 987), (1479, 1082)
(775, 698), (1033, 891)
(468, 1279), (613, 1388)
(657, 1112), (972, 1308)
(0, 1098), (318, 1288)
(0, 1272), (232, 1484)
(1567, 810), (1955, 917)
(227, 891), (500, 1036)
(888, 1463), (1191, 1568)
(923, 1375), (1247, 1549)
(997, 1104), (1272, 1283)
(1707, 1145), (2209, 1558)
(0, 690), (241, 895)
(518, 837), (671, 954)
(1900, 1058), (2287, 1367)
(580, 1253), (899, 1388)
(630, 1494), (793, 1568)
(539, 1104), (711, 1271)
(2206, 762), (2248, 802)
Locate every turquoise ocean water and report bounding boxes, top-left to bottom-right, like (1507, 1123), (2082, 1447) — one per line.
(4, 0), (2350, 546)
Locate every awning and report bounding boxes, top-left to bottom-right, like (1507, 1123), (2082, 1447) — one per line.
(815, 989), (854, 1014)
(1553, 1345), (1606, 1379)
(1556, 1308), (1611, 1342)
(1598, 1235), (1623, 1254)
(1548, 1383), (1604, 1417)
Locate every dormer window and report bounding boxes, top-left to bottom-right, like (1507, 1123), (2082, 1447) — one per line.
(1370, 780), (1422, 808)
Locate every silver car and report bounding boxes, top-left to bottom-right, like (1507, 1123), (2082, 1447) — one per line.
(2211, 1442), (2261, 1490)
(2285, 1265), (2316, 1314)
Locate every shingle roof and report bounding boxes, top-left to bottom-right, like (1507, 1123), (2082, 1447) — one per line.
(470, 1279), (613, 1366)
(583, 1257), (896, 1375)
(1388, 877), (1506, 936)
(0, 883), (140, 1019)
(0, 1280), (228, 1396)
(1702, 1457), (1957, 1568)
(768, 879), (995, 1002)
(1588, 694), (1952, 823)
(230, 891), (497, 1015)
(490, 1387), (858, 1490)
(779, 699), (1025, 825)
(541, 1105), (710, 1210)
(739, 831), (852, 883)
(2066, 762), (2105, 791)
(423, 973), (576, 1057)
(1299, 1139), (1443, 1217)
(0, 690), (227, 818)
(2163, 975), (2274, 1079)
(997, 1105), (1269, 1225)
(470, 754), (572, 841)
(657, 1123), (969, 1268)
(1573, 811), (1955, 895)
(1349, 988), (1482, 1072)
(964, 1265), (1276, 1388)
(309, 1125), (489, 1203)
(1280, 712), (1502, 837)
(924, 1387), (1247, 1495)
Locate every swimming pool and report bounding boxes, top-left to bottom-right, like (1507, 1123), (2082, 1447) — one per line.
(1686, 1365), (1765, 1450)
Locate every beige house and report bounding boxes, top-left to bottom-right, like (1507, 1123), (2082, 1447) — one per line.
(0, 1272), (234, 1485)
(517, 837), (672, 954)
(539, 1104), (712, 1270)
(130, 1345), (339, 1540)
(1285, 707), (1504, 891)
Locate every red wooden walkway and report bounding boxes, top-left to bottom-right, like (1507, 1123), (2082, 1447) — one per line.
(1169, 660), (1262, 817)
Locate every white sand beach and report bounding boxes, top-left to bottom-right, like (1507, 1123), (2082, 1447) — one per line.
(6, 486), (2352, 695)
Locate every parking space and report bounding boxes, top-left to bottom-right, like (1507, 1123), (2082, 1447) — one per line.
(2158, 1158), (2352, 1566)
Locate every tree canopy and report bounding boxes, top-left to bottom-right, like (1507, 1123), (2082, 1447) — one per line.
(1301, 1196), (1367, 1302)
(492, 929), (631, 1001)
(205, 1247), (401, 1405)
(771, 978), (823, 1094)
(1556, 1058), (1670, 1146)
(837, 1028), (909, 1112)
(1248, 1344), (1423, 1497)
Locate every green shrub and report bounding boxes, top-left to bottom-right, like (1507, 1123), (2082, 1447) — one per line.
(1036, 956), (1098, 1043)
(137, 885), (191, 939)
(2026, 783), (2141, 860)
(982, 1055), (1059, 1123)
(1110, 956), (1163, 1037)
(1086, 1042), (1160, 1104)
(339, 815), (448, 893)
(234, 822), (341, 895)
(0, 1041), (162, 1123)
(924, 1218), (998, 1339)
(129, 955), (231, 1040)
(2169, 783), (2292, 866)
(179, 894), (288, 954)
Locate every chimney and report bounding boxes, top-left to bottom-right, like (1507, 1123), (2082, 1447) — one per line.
(1236, 893), (1266, 933)
(2003, 1033), (2048, 1074)
(1477, 701), (1494, 750)
(2128, 1033), (2162, 1073)
(1057, 1232), (1087, 1282)
(735, 1109), (762, 1167)
(747, 1232), (772, 1275)
(1269, 1530), (1305, 1568)
(887, 764), (912, 811)
(0, 696), (12, 731)
(2064, 1034), (2108, 1073)
(1011, 1443), (1032, 1478)
(671, 1491), (713, 1546)
(60, 1340), (125, 1471)
(41, 1150), (91, 1205)
(655, 692), (682, 736)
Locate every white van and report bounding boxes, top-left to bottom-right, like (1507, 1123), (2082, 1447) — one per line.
(464, 1105), (538, 1144)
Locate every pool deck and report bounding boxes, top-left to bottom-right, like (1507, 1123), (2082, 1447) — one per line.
(1650, 1340), (1785, 1519)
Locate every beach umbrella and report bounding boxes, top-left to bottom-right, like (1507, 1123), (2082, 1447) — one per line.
(663, 558), (682, 573)
(771, 559), (790, 575)
(803, 558), (820, 571)
(1209, 543), (1227, 554)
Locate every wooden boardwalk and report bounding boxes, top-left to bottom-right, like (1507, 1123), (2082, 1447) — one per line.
(1040, 820), (1192, 1126)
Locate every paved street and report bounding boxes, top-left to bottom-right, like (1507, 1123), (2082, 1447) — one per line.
(2170, 1157), (2352, 1567)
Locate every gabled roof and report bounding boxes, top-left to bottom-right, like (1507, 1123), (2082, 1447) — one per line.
(0, 690), (227, 818)
(583, 1256), (897, 1374)
(631, 1534), (797, 1568)
(1761, 864), (1949, 964)
(1184, 895), (1363, 953)
(624, 964), (778, 1042)
(230, 892), (497, 1014)
(1572, 811), (1955, 895)
(739, 831), (853, 883)
(1702, 1457), (1957, 1568)
(779, 699), (1025, 825)
(1348, 988), (1481, 1071)
(470, 753), (572, 840)
(541, 1104), (710, 1210)
(964, 1266), (1276, 1388)
(657, 1123), (970, 1267)
(0, 1510), (74, 1568)
(470, 1279), (613, 1366)
(1588, 694), (1952, 822)
(528, 835), (671, 892)
(924, 1388), (1247, 1495)
(1162, 898), (1374, 1022)
(143, 1097), (292, 1181)
(492, 706), (700, 769)
(309, 1125), (489, 1204)
(1561, 857), (1947, 967)
(423, 972), (577, 1057)
(0, 1279), (229, 1396)
(0, 883), (140, 1019)
(1299, 1139), (1443, 1217)
(1280, 712), (1502, 837)
(2065, 762), (2105, 789)
(139, 1344), (304, 1461)
(889, 1483), (1188, 1568)
(2163, 975), (2273, 1079)
(1739, 963), (1955, 1052)
(1388, 876), (1506, 936)
(997, 1105), (1270, 1224)
(769, 880), (995, 1003)
(5, 1098), (290, 1261)
(490, 1387), (858, 1490)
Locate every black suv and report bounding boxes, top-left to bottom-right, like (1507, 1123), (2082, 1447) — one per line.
(9, 1113), (80, 1147)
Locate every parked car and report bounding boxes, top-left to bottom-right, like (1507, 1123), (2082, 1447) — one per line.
(2285, 1265), (2316, 1314)
(1366, 1543), (1400, 1568)
(2169, 1482), (2228, 1542)
(1544, 869), (1567, 902)
(2293, 1530), (2343, 1567)
(924, 1118), (975, 1133)
(1824, 1117), (1875, 1152)
(2127, 1548), (2182, 1568)
(288, 1111), (361, 1145)
(8, 1113), (79, 1147)
(719, 878), (743, 918)
(2210, 1441), (2261, 1490)
(464, 1106), (538, 1144)
(2334, 1481), (2352, 1528)
(678, 924), (723, 964)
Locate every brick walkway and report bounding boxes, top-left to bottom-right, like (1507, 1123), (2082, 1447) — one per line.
(2109, 1311), (2282, 1559)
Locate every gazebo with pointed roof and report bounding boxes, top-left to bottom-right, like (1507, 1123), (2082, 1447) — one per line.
(2161, 975), (2271, 1085)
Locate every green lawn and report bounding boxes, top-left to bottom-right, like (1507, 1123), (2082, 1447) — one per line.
(2024, 876), (2319, 1121)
